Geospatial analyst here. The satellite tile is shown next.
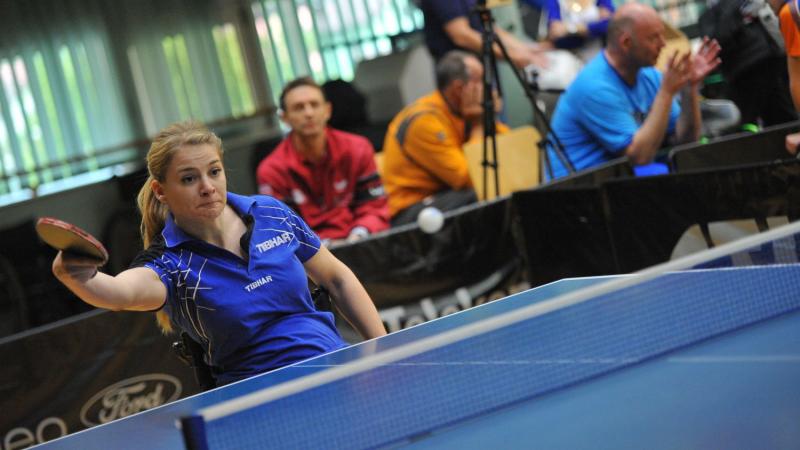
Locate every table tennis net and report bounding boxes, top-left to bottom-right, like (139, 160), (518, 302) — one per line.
(693, 231), (800, 269)
(182, 221), (800, 450)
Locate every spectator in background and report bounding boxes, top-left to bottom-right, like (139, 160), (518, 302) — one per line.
(545, 0), (615, 62)
(381, 50), (507, 226)
(256, 77), (390, 243)
(419, 0), (549, 69)
(545, 2), (721, 179)
(771, 0), (800, 154)
(700, 0), (796, 129)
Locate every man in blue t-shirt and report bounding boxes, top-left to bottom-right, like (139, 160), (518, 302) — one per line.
(545, 2), (721, 179)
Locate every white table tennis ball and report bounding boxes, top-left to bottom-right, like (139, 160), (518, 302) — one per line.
(417, 206), (444, 234)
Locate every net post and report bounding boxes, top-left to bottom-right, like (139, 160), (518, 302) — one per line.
(180, 414), (210, 450)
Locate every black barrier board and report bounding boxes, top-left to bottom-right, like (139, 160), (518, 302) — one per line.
(331, 198), (522, 310)
(542, 157), (633, 189)
(669, 120), (800, 172)
(515, 159), (800, 284)
(605, 160), (800, 272)
(512, 187), (618, 285)
(0, 310), (199, 448)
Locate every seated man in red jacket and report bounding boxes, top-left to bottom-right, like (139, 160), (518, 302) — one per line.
(256, 77), (390, 243)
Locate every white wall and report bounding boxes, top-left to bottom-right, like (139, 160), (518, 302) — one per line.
(353, 44), (437, 124)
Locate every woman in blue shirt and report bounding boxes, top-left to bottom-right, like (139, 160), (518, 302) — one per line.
(52, 120), (386, 385)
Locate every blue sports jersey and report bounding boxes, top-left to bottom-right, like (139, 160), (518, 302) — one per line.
(546, 52), (680, 179)
(132, 193), (346, 385)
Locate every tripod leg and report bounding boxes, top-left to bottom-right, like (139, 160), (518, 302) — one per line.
(471, 5), (502, 200)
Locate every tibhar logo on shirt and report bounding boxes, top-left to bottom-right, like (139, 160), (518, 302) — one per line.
(255, 231), (292, 253)
(244, 275), (273, 292)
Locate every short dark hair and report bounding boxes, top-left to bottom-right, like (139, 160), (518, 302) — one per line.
(279, 76), (326, 111)
(435, 50), (474, 91)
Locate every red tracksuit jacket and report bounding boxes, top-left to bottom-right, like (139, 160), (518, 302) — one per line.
(256, 127), (390, 240)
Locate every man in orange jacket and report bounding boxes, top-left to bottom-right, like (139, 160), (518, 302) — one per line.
(772, 0), (800, 154)
(381, 50), (508, 226)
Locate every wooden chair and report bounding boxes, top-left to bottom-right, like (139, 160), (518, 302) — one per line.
(463, 125), (542, 200)
(656, 20), (691, 72)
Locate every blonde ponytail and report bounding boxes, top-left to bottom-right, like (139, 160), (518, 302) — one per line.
(136, 175), (168, 248)
(136, 177), (173, 333)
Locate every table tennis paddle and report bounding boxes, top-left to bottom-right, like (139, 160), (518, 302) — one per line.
(36, 217), (109, 264)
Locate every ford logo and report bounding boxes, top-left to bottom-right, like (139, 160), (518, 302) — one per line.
(80, 374), (182, 427)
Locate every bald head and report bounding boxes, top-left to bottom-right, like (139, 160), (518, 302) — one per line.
(608, 3), (661, 49)
(615, 2), (661, 23)
(606, 2), (665, 68)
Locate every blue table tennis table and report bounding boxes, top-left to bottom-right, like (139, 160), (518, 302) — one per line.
(34, 256), (800, 448)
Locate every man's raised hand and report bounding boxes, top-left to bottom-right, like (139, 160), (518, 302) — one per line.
(689, 37), (721, 86)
